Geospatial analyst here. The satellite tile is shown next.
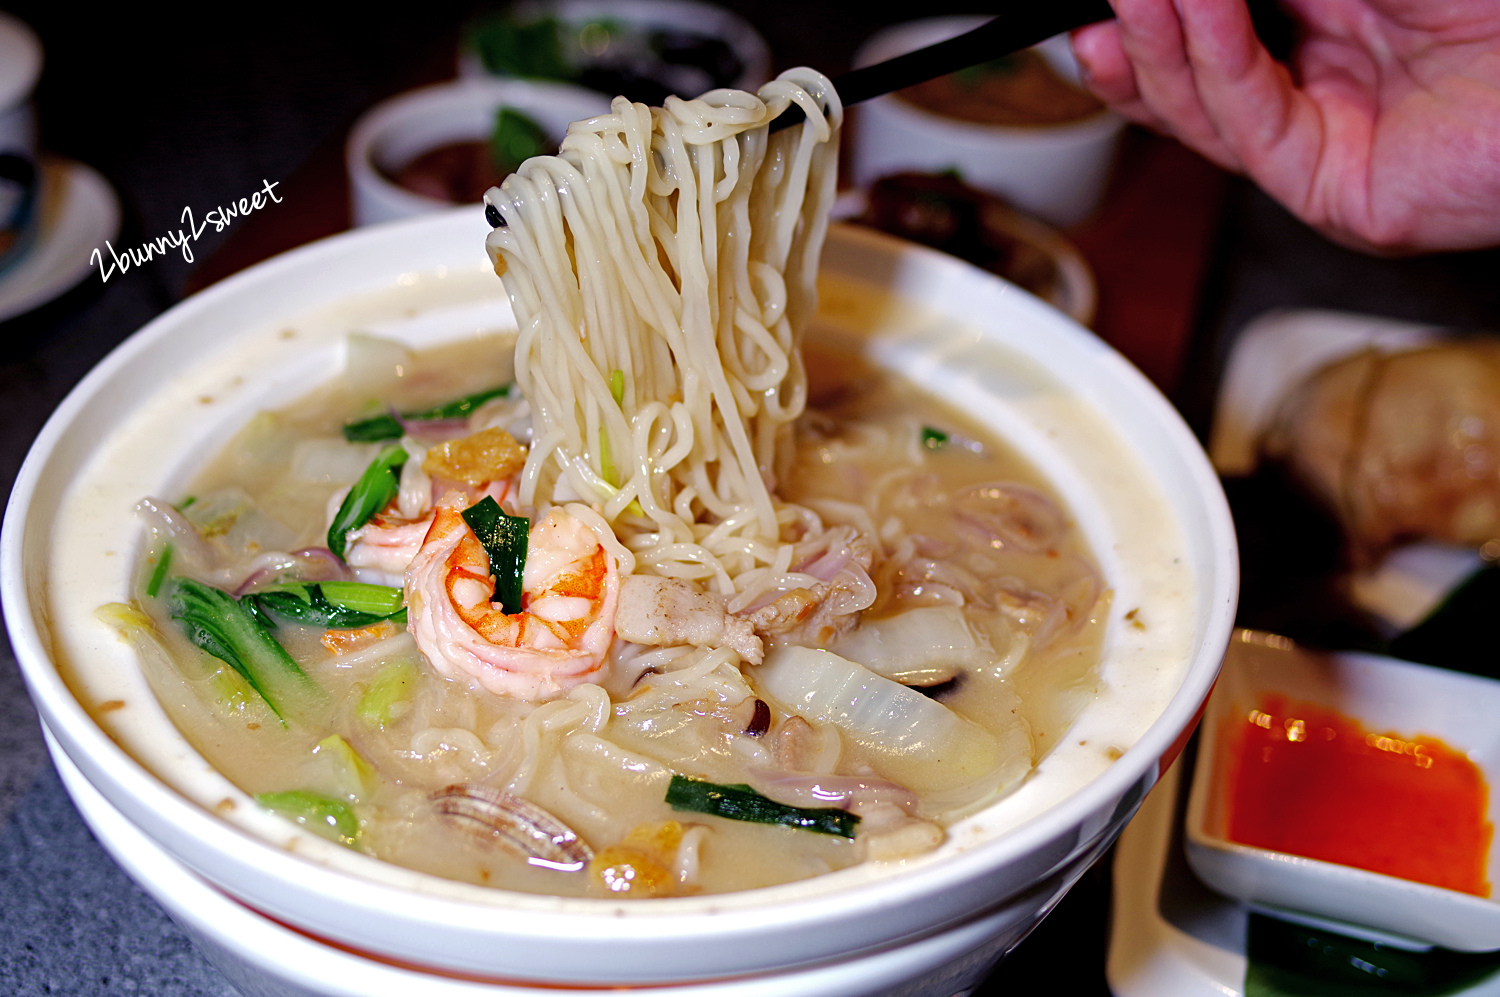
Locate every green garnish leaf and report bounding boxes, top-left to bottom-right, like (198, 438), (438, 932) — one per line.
(255, 790), (360, 846)
(327, 444), (407, 560)
(665, 775), (860, 838)
(468, 15), (571, 80)
(461, 497), (529, 615)
(169, 578), (321, 723)
(342, 385), (512, 442)
(490, 107), (548, 174)
(145, 544), (174, 599)
(921, 426), (949, 450)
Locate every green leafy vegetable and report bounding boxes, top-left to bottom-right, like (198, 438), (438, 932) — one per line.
(356, 660), (420, 728)
(342, 385), (513, 442)
(490, 107), (548, 173)
(921, 426), (949, 450)
(311, 735), (377, 801)
(327, 445), (407, 560)
(255, 790), (360, 846)
(169, 578), (321, 722)
(145, 544), (174, 598)
(461, 497), (529, 614)
(468, 15), (571, 79)
(665, 775), (859, 838)
(250, 582), (406, 630)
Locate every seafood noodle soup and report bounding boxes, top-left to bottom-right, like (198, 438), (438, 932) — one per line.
(114, 70), (1108, 899)
(123, 329), (1105, 898)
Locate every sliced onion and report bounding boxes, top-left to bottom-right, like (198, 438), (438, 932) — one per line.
(833, 606), (993, 684)
(747, 770), (919, 813)
(754, 646), (1027, 798)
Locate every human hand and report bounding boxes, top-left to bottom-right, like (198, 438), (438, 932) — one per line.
(1071, 0), (1500, 253)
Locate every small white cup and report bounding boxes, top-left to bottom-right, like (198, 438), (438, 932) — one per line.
(346, 79), (611, 227)
(0, 11), (43, 273)
(851, 19), (1126, 228)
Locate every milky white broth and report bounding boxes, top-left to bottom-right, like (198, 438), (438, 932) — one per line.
(123, 330), (1107, 899)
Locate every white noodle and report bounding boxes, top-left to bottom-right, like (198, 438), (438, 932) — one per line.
(486, 70), (841, 597)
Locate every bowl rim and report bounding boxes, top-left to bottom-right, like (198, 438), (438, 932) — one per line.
(2, 210), (1237, 958)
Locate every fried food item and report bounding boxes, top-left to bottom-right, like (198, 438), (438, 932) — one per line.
(1267, 341), (1500, 557)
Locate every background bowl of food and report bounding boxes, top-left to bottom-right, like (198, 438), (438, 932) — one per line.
(850, 17), (1127, 228)
(346, 79), (610, 226)
(4, 187), (1235, 993)
(458, 0), (770, 104)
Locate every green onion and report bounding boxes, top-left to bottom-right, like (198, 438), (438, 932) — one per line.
(921, 426), (949, 450)
(665, 775), (859, 838)
(250, 582), (405, 630)
(461, 497), (528, 614)
(169, 578), (322, 723)
(145, 544), (174, 598)
(327, 444), (407, 560)
(609, 369), (625, 405)
(342, 385), (513, 442)
(342, 413), (403, 442)
(255, 790), (359, 846)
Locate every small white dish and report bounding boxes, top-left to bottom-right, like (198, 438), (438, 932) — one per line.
(829, 186), (1097, 326)
(457, 0), (771, 96)
(1185, 631), (1500, 952)
(346, 79), (610, 227)
(850, 19), (1125, 228)
(0, 156), (119, 322)
(1109, 759), (1500, 997)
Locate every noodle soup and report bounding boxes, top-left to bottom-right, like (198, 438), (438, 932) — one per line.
(122, 331), (1105, 899)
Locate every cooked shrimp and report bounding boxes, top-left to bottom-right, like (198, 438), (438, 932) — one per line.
(344, 479), (512, 587)
(406, 494), (619, 700)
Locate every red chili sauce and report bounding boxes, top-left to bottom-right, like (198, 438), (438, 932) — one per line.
(1225, 694), (1493, 896)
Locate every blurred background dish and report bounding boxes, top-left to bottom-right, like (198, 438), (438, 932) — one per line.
(0, 11), (43, 276)
(0, 156), (118, 322)
(838, 171), (1096, 325)
(850, 17), (1126, 228)
(458, 0), (770, 104)
(346, 79), (610, 227)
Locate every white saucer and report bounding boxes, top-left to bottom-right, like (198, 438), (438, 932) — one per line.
(0, 156), (120, 322)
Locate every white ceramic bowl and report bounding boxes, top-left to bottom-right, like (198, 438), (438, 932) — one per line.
(3, 211), (1236, 988)
(47, 728), (1017, 997)
(346, 79), (611, 226)
(457, 0), (770, 96)
(1186, 631), (1500, 951)
(851, 19), (1126, 228)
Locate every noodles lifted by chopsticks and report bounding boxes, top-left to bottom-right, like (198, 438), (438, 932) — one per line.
(484, 69), (841, 597)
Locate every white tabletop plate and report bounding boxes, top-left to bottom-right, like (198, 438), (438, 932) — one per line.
(0, 156), (119, 322)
